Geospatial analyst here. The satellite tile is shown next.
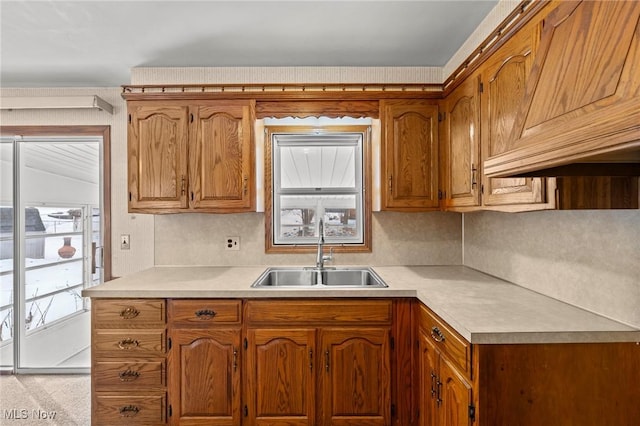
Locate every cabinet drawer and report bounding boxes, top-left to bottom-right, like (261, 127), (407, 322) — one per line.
(418, 304), (471, 376)
(94, 329), (166, 357)
(93, 299), (166, 328)
(169, 299), (241, 326)
(94, 360), (165, 389)
(246, 299), (393, 325)
(94, 393), (166, 425)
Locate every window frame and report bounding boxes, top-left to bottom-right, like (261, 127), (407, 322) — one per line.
(265, 125), (372, 253)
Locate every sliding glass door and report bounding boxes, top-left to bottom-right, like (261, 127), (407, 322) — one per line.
(0, 135), (103, 372)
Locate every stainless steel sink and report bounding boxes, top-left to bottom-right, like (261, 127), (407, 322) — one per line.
(251, 267), (388, 288)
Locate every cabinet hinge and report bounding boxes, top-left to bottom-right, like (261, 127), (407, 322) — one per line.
(479, 82), (484, 93)
(438, 112), (446, 122)
(190, 192), (194, 202)
(438, 190), (446, 200)
(128, 192), (132, 202)
(128, 114), (131, 124)
(481, 184), (484, 195)
(244, 337), (248, 350)
(390, 337), (395, 350)
(391, 404), (396, 418)
(244, 405), (248, 417)
(469, 404), (476, 421)
(168, 405), (172, 417)
(168, 337), (172, 350)
(190, 113), (194, 123)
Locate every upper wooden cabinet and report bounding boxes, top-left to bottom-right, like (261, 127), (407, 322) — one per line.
(381, 100), (440, 211)
(128, 104), (190, 211)
(441, 20), (556, 212)
(484, 0), (640, 177)
(128, 100), (255, 213)
(477, 19), (555, 211)
(441, 74), (481, 209)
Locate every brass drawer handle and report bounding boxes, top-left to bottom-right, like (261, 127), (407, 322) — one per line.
(195, 309), (217, 320)
(118, 369), (140, 381)
(119, 405), (140, 417)
(120, 306), (140, 319)
(117, 338), (140, 350)
(430, 326), (446, 343)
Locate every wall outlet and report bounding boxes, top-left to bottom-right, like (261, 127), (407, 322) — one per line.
(225, 236), (240, 251)
(120, 234), (130, 250)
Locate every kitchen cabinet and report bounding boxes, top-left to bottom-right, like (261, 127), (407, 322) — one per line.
(415, 301), (640, 425)
(381, 100), (440, 211)
(417, 304), (472, 426)
(441, 13), (555, 212)
(477, 21), (555, 210)
(92, 299), (167, 425)
(441, 74), (481, 209)
(128, 100), (255, 213)
(244, 299), (393, 425)
(167, 300), (242, 425)
(484, 0), (640, 177)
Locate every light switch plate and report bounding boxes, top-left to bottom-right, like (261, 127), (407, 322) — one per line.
(120, 234), (130, 250)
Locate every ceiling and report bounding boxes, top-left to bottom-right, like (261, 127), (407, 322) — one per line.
(0, 0), (498, 88)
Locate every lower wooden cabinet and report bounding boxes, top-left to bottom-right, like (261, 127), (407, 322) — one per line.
(418, 304), (473, 426)
(244, 299), (393, 426)
(415, 302), (640, 426)
(167, 300), (242, 425)
(90, 297), (639, 426)
(91, 298), (167, 425)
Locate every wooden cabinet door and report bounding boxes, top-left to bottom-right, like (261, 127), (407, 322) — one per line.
(319, 327), (391, 426)
(381, 100), (439, 210)
(438, 357), (472, 426)
(168, 328), (241, 425)
(418, 330), (439, 426)
(479, 25), (551, 208)
(189, 102), (254, 212)
(443, 75), (481, 209)
(128, 104), (189, 211)
(245, 328), (316, 426)
(484, 0), (640, 176)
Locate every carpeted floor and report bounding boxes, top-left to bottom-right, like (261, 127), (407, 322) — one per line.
(0, 374), (90, 425)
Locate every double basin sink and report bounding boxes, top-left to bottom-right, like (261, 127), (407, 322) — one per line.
(251, 267), (388, 288)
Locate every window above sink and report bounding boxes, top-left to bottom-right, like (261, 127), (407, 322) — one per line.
(264, 121), (373, 253)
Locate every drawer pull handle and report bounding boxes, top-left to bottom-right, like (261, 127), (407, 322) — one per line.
(119, 405), (140, 417)
(117, 338), (140, 350)
(430, 326), (445, 342)
(195, 309), (217, 320)
(120, 307), (140, 319)
(118, 369), (140, 381)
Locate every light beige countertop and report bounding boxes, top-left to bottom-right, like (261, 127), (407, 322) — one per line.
(82, 265), (640, 345)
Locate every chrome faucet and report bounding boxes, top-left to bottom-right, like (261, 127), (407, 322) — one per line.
(316, 218), (333, 270)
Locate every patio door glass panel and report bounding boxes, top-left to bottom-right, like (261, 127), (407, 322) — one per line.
(0, 136), (102, 371)
(0, 140), (14, 368)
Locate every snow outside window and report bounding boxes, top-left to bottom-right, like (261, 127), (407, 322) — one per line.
(272, 132), (364, 246)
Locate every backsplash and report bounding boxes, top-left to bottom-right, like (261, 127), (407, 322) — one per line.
(463, 210), (640, 328)
(155, 211), (462, 267)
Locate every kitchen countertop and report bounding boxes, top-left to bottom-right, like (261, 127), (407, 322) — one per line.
(82, 265), (640, 344)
